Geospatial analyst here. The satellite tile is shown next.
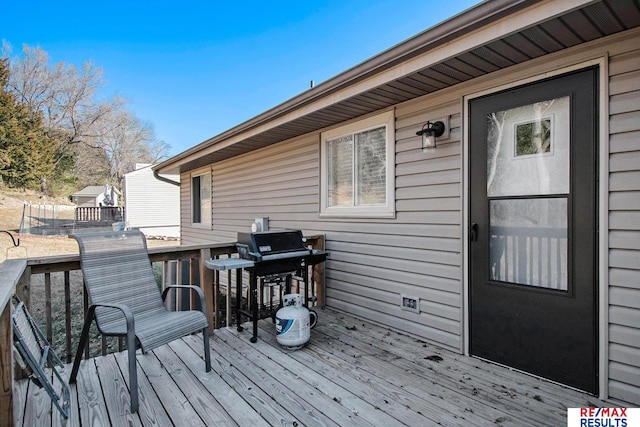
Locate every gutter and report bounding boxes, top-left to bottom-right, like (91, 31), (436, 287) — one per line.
(153, 170), (180, 186)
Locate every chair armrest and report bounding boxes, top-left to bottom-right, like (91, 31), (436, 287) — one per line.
(88, 302), (135, 333)
(162, 285), (207, 313)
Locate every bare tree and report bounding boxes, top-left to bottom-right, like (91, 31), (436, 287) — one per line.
(90, 110), (169, 188)
(2, 43), (170, 191)
(486, 110), (507, 193)
(4, 45), (123, 166)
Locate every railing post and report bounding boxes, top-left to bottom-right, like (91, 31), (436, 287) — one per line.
(227, 268), (233, 328)
(0, 302), (13, 427)
(45, 273), (52, 343)
(15, 266), (30, 310)
(64, 271), (72, 363)
(306, 235), (326, 308)
(15, 266), (30, 381)
(189, 258), (197, 310)
(199, 248), (215, 333)
(315, 235), (326, 308)
(0, 259), (28, 426)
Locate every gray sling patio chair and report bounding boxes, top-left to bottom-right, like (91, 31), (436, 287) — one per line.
(69, 230), (211, 413)
(11, 295), (70, 419)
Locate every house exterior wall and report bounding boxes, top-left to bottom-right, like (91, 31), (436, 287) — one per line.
(181, 165), (214, 243)
(124, 166), (180, 238)
(606, 44), (640, 405)
(180, 29), (640, 404)
(180, 110), (465, 349)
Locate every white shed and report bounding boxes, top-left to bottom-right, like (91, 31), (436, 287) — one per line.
(123, 164), (180, 238)
(71, 185), (120, 207)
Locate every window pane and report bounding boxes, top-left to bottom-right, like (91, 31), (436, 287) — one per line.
(487, 97), (570, 197)
(192, 176), (201, 223)
(490, 198), (568, 290)
(355, 126), (386, 205)
(201, 173), (211, 225)
(327, 135), (353, 206)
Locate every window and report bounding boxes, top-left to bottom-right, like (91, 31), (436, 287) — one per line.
(320, 110), (395, 217)
(191, 171), (211, 227)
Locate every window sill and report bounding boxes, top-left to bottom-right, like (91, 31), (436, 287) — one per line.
(319, 209), (396, 219)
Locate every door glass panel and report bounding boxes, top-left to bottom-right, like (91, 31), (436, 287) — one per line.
(487, 96), (570, 197)
(489, 198), (568, 290)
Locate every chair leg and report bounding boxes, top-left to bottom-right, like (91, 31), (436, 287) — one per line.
(203, 327), (211, 372)
(127, 329), (139, 413)
(70, 306), (97, 384)
(51, 363), (70, 418)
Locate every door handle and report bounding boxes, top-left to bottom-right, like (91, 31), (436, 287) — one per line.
(470, 223), (479, 242)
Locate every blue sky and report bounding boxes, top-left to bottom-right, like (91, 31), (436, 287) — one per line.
(3, 0), (480, 157)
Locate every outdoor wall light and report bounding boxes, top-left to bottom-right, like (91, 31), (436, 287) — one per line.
(416, 120), (445, 149)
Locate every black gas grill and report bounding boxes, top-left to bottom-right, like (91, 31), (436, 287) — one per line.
(237, 230), (313, 276)
(230, 230), (328, 342)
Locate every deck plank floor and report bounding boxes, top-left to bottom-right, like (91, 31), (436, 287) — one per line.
(13, 308), (608, 426)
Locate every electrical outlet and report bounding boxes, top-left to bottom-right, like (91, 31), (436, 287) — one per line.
(401, 295), (420, 313)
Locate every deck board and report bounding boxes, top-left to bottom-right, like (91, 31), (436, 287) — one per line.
(219, 325), (388, 426)
(153, 343), (239, 426)
(300, 312), (567, 426)
(13, 308), (611, 426)
(75, 359), (110, 426)
(305, 313), (568, 425)
(213, 332), (346, 426)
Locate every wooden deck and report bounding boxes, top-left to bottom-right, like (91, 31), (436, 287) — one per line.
(13, 308), (608, 426)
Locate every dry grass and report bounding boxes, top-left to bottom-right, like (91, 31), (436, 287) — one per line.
(1, 189), (176, 261)
(1, 230), (176, 262)
(1, 189), (78, 262)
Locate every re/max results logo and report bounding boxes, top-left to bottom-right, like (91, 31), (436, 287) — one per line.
(567, 408), (639, 427)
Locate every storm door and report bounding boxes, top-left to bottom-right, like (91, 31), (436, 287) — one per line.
(469, 67), (598, 393)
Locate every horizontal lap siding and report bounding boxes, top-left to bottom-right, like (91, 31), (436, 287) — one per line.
(211, 136), (321, 241)
(179, 174), (193, 241)
(181, 166), (217, 243)
(187, 108), (464, 352)
(322, 104), (462, 352)
(608, 47), (640, 405)
(125, 170), (179, 234)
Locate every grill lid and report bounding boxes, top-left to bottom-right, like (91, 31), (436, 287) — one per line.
(237, 230), (311, 262)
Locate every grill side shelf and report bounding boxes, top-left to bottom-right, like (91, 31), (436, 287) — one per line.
(204, 258), (255, 271)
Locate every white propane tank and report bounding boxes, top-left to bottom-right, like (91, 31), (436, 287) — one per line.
(275, 294), (310, 349)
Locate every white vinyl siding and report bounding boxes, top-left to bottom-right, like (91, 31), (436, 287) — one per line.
(123, 166), (179, 238)
(607, 45), (640, 405)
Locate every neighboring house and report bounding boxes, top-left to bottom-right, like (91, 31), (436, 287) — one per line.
(71, 185), (120, 207)
(123, 164), (180, 238)
(155, 0), (640, 406)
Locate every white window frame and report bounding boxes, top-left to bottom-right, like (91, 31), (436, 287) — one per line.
(190, 168), (211, 228)
(320, 110), (395, 218)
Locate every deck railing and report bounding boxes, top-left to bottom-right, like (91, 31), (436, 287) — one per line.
(489, 226), (567, 290)
(74, 206), (124, 225)
(0, 234), (324, 427)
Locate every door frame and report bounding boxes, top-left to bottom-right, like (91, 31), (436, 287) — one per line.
(461, 57), (609, 398)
